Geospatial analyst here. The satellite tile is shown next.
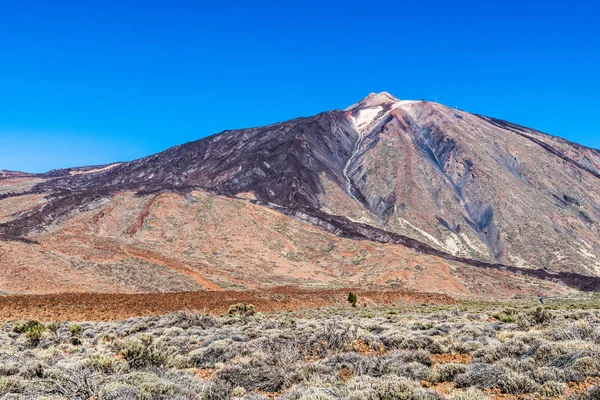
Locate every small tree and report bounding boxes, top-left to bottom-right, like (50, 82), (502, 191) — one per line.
(347, 292), (357, 307)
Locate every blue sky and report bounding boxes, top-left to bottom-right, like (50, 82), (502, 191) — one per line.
(1, 0), (599, 173)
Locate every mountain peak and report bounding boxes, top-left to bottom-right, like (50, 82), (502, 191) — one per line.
(345, 92), (401, 111)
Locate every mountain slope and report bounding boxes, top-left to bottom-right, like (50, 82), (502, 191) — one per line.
(1, 92), (600, 295)
(336, 96), (600, 275)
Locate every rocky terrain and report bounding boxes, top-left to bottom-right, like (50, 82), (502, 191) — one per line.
(1, 92), (600, 296)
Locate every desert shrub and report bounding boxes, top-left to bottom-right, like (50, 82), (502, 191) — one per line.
(26, 327), (46, 347)
(401, 335), (434, 351)
(46, 322), (61, 336)
(449, 388), (489, 400)
(571, 356), (600, 377)
(282, 387), (336, 400)
(455, 363), (504, 389)
(168, 310), (218, 329)
(0, 363), (19, 377)
(531, 366), (565, 384)
(586, 386), (600, 400)
(85, 352), (124, 373)
(516, 316), (532, 331)
(549, 351), (584, 369)
(124, 323), (149, 335)
(494, 357), (535, 375)
(231, 386), (246, 397)
(529, 307), (553, 325)
(228, 303), (256, 318)
(116, 338), (145, 366)
(451, 340), (482, 354)
(541, 381), (566, 397)
(0, 377), (22, 396)
(496, 313), (517, 323)
(474, 339), (529, 363)
(100, 383), (139, 400)
(433, 323), (453, 334)
(494, 308), (518, 323)
(115, 336), (178, 368)
(43, 364), (100, 398)
(427, 340), (447, 354)
(436, 363), (467, 383)
(68, 323), (82, 337)
(380, 333), (406, 349)
(161, 326), (185, 337)
(551, 320), (598, 342)
(13, 320), (46, 346)
(394, 350), (433, 366)
(533, 342), (569, 363)
(137, 379), (176, 400)
(342, 375), (443, 400)
(13, 320), (43, 334)
(497, 371), (539, 394)
(118, 371), (181, 399)
(305, 322), (356, 356)
(209, 356), (297, 396)
(292, 363), (334, 383)
(410, 321), (435, 331)
(189, 339), (239, 368)
(19, 362), (44, 378)
(426, 329), (445, 337)
(326, 352), (377, 376)
(389, 361), (435, 381)
(68, 336), (82, 346)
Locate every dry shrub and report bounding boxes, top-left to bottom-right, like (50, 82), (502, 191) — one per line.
(497, 371), (539, 395)
(227, 303), (256, 318)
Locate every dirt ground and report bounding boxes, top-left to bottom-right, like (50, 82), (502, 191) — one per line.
(0, 288), (455, 322)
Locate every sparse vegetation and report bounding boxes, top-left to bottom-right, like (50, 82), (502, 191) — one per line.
(0, 298), (599, 398)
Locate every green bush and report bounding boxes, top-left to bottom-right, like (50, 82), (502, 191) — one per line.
(495, 312), (517, 323)
(494, 308), (518, 323)
(13, 320), (44, 334)
(13, 320), (46, 346)
(68, 323), (82, 337)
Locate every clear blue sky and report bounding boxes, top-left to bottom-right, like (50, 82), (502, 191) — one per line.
(1, 0), (598, 173)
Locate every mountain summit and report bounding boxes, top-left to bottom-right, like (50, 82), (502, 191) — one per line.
(1, 93), (600, 295)
(345, 92), (402, 111)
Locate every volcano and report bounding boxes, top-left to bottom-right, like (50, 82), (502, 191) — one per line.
(2, 93), (600, 296)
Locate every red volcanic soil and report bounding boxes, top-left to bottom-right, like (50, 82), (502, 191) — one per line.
(0, 288), (455, 322)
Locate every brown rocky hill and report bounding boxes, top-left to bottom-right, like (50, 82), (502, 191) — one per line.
(1, 92), (600, 296)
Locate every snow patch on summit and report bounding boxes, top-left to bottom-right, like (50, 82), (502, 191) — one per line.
(345, 92), (419, 132)
(350, 106), (383, 133)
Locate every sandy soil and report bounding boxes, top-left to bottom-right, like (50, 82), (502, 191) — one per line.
(0, 288), (455, 322)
